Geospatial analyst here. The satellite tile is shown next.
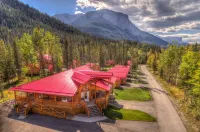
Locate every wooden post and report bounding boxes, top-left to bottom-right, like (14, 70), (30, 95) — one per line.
(34, 93), (36, 102)
(41, 94), (43, 104)
(14, 91), (16, 104)
(54, 96), (56, 104)
(72, 96), (74, 108)
(95, 80), (97, 101)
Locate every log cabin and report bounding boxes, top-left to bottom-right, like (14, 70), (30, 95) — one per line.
(27, 54), (53, 75)
(106, 60), (115, 67)
(86, 63), (101, 71)
(10, 66), (116, 119)
(108, 65), (130, 85)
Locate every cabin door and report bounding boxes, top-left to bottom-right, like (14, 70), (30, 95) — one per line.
(85, 91), (89, 102)
(81, 91), (89, 102)
(81, 84), (90, 102)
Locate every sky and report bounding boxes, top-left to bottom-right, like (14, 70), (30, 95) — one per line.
(20, 0), (200, 43)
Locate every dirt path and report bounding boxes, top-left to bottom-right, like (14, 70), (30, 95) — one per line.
(117, 100), (157, 118)
(100, 120), (159, 132)
(141, 65), (187, 132)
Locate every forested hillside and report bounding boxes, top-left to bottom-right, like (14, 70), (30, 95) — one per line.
(147, 44), (200, 131)
(0, 0), (82, 42)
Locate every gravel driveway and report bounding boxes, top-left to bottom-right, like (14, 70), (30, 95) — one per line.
(141, 65), (187, 132)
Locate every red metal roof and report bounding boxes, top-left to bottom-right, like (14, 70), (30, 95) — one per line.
(74, 65), (92, 71)
(78, 70), (113, 79)
(72, 70), (91, 84)
(108, 65), (130, 79)
(86, 63), (95, 67)
(104, 77), (120, 84)
(115, 65), (130, 69)
(106, 60), (115, 65)
(10, 70), (82, 96)
(127, 60), (132, 66)
(48, 64), (53, 71)
(111, 77), (120, 83)
(10, 64), (130, 96)
(112, 72), (127, 79)
(92, 81), (112, 91)
(43, 54), (52, 61)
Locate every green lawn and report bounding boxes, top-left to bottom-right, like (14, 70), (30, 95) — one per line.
(114, 88), (151, 101)
(104, 106), (156, 122)
(101, 66), (113, 71)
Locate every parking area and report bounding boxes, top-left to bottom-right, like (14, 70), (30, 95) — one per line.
(0, 110), (159, 132)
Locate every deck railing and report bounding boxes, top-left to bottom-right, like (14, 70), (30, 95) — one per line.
(16, 96), (28, 101)
(35, 98), (82, 109)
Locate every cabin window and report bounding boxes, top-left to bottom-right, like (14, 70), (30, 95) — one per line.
(61, 96), (71, 102)
(38, 94), (43, 99)
(42, 94), (49, 100)
(96, 91), (105, 98)
(16, 91), (26, 97)
(81, 88), (90, 102)
(85, 85), (89, 90)
(27, 93), (34, 100)
(56, 96), (62, 101)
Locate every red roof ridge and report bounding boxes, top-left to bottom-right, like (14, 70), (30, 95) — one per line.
(71, 69), (91, 84)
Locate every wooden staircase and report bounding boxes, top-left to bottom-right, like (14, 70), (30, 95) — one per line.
(18, 107), (26, 115)
(81, 101), (102, 117)
(16, 101), (32, 116)
(87, 105), (102, 117)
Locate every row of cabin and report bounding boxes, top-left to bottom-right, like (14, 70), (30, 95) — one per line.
(27, 54), (100, 75)
(10, 62), (131, 119)
(27, 54), (53, 75)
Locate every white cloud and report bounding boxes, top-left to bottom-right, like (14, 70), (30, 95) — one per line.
(75, 0), (200, 43)
(147, 22), (200, 33)
(160, 33), (200, 43)
(76, 0), (200, 30)
(74, 10), (84, 14)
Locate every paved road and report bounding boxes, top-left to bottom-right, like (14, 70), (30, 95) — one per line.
(1, 111), (159, 132)
(141, 65), (187, 132)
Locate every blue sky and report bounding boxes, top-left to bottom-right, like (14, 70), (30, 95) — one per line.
(20, 0), (77, 15)
(19, 0), (200, 43)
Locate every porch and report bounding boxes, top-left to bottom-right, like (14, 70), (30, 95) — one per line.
(14, 90), (110, 118)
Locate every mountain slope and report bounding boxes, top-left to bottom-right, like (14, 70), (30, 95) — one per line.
(0, 0), (82, 41)
(54, 9), (168, 46)
(53, 13), (83, 24)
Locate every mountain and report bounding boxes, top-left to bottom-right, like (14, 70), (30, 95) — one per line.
(54, 9), (168, 46)
(53, 13), (83, 25)
(159, 36), (188, 45)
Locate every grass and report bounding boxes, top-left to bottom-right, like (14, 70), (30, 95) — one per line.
(104, 106), (156, 122)
(101, 66), (113, 71)
(114, 88), (151, 101)
(2, 75), (41, 89)
(0, 75), (41, 104)
(0, 90), (14, 103)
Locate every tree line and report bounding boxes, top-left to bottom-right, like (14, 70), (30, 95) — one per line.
(147, 44), (200, 120)
(0, 27), (159, 86)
